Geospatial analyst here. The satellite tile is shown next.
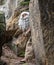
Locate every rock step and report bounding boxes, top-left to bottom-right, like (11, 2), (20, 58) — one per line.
(1, 45), (36, 65)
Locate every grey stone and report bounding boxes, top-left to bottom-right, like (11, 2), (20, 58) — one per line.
(29, 0), (54, 65)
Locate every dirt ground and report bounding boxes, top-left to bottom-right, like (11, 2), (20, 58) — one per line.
(1, 45), (36, 65)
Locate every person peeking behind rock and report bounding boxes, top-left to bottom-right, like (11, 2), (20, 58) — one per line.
(14, 11), (31, 37)
(18, 12), (30, 32)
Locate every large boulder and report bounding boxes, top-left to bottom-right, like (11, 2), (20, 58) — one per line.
(7, 31), (31, 57)
(5, 9), (20, 41)
(6, 9), (20, 30)
(6, 6), (29, 31)
(29, 0), (54, 65)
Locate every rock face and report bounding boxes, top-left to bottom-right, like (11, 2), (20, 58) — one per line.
(29, 0), (54, 65)
(0, 11), (6, 57)
(6, 11), (30, 56)
(8, 0), (18, 17)
(0, 0), (10, 20)
(17, 0), (24, 7)
(6, 6), (29, 31)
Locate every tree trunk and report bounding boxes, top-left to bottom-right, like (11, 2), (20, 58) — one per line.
(29, 0), (54, 65)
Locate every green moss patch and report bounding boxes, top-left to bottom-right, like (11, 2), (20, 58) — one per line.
(20, 1), (30, 6)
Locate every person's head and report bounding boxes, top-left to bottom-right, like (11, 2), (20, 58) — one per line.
(20, 12), (29, 19)
(18, 12), (29, 31)
(22, 13), (28, 18)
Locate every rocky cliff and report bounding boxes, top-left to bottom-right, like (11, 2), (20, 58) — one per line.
(29, 0), (54, 65)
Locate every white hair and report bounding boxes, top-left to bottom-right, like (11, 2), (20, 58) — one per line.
(18, 12), (30, 31)
(20, 11), (29, 19)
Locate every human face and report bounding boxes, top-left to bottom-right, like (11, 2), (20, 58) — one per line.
(22, 13), (28, 18)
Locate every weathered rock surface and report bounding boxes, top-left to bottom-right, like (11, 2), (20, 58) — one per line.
(0, 12), (6, 58)
(6, 6), (29, 42)
(29, 0), (54, 65)
(1, 45), (36, 65)
(6, 6), (29, 30)
(5, 5), (29, 57)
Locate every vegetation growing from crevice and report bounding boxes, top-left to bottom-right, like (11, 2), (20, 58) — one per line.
(20, 1), (30, 6)
(24, 0), (30, 1)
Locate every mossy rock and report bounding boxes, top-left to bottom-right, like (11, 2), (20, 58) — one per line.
(0, 11), (5, 23)
(0, 61), (7, 65)
(8, 43), (25, 57)
(0, 11), (6, 34)
(0, 11), (6, 44)
(22, 63), (28, 65)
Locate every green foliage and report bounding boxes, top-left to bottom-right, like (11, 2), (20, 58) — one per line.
(0, 11), (6, 34)
(0, 23), (5, 32)
(23, 63), (28, 65)
(0, 0), (5, 5)
(0, 12), (5, 23)
(25, 0), (30, 1)
(20, 1), (30, 6)
(18, 50), (25, 57)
